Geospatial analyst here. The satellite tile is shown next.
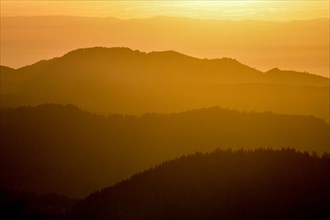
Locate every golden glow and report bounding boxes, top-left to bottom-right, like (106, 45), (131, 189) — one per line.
(1, 1), (329, 76)
(1, 1), (329, 21)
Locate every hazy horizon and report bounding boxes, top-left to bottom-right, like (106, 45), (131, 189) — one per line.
(1, 15), (329, 77)
(1, 0), (329, 20)
(1, 14), (329, 21)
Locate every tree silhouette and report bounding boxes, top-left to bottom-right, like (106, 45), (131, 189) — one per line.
(70, 149), (330, 220)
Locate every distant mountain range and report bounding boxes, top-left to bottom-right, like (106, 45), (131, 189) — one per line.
(1, 104), (328, 197)
(1, 16), (329, 77)
(1, 47), (329, 122)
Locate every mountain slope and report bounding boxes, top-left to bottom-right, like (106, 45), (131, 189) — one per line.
(70, 149), (330, 220)
(0, 104), (329, 196)
(1, 47), (329, 122)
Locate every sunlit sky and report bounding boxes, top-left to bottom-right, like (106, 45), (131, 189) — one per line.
(1, 0), (329, 21)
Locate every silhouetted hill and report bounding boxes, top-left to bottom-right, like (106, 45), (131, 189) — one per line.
(1, 47), (329, 122)
(70, 149), (330, 220)
(0, 188), (76, 220)
(10, 47), (330, 86)
(1, 104), (328, 197)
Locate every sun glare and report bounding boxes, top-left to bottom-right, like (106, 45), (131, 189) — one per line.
(1, 1), (329, 21)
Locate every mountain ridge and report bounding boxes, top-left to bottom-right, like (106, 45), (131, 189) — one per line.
(2, 47), (328, 82)
(2, 47), (328, 83)
(1, 47), (329, 122)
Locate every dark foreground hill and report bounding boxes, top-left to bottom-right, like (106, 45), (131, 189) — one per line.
(2, 149), (329, 220)
(1, 47), (329, 122)
(0, 104), (329, 197)
(0, 188), (76, 220)
(70, 149), (330, 220)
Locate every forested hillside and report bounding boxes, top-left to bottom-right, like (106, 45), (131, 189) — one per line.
(70, 149), (330, 220)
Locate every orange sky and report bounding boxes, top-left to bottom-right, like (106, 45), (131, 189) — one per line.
(1, 1), (329, 77)
(1, 1), (329, 21)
